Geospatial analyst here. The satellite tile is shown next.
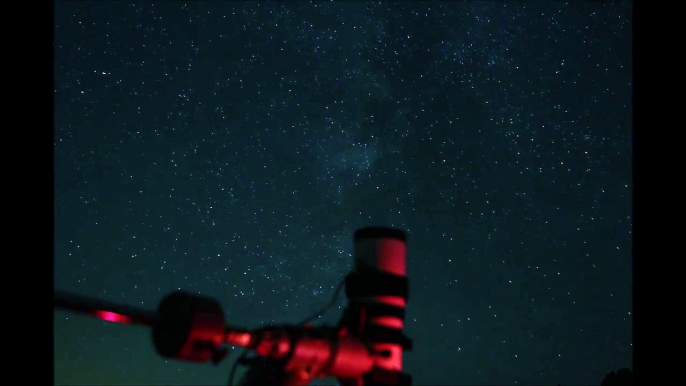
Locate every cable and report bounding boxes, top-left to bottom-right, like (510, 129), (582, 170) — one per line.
(228, 347), (250, 386)
(298, 275), (347, 325)
(228, 275), (347, 385)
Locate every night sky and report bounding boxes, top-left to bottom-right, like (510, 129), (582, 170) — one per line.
(54, 1), (632, 385)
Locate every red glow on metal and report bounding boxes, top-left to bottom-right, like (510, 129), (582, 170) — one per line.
(226, 330), (253, 347)
(375, 238), (406, 276)
(94, 310), (131, 324)
(371, 315), (404, 329)
(373, 343), (403, 370)
(375, 295), (406, 308)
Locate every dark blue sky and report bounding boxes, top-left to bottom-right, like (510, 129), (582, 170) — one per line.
(54, 2), (632, 385)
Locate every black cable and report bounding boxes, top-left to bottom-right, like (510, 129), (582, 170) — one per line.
(228, 347), (250, 386)
(229, 275), (347, 384)
(298, 275), (347, 325)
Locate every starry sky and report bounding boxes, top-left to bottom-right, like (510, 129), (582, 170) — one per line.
(54, 1), (632, 385)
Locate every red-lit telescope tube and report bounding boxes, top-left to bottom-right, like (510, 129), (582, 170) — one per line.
(340, 227), (413, 385)
(54, 290), (156, 327)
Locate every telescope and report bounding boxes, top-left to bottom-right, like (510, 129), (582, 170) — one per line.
(55, 226), (413, 386)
